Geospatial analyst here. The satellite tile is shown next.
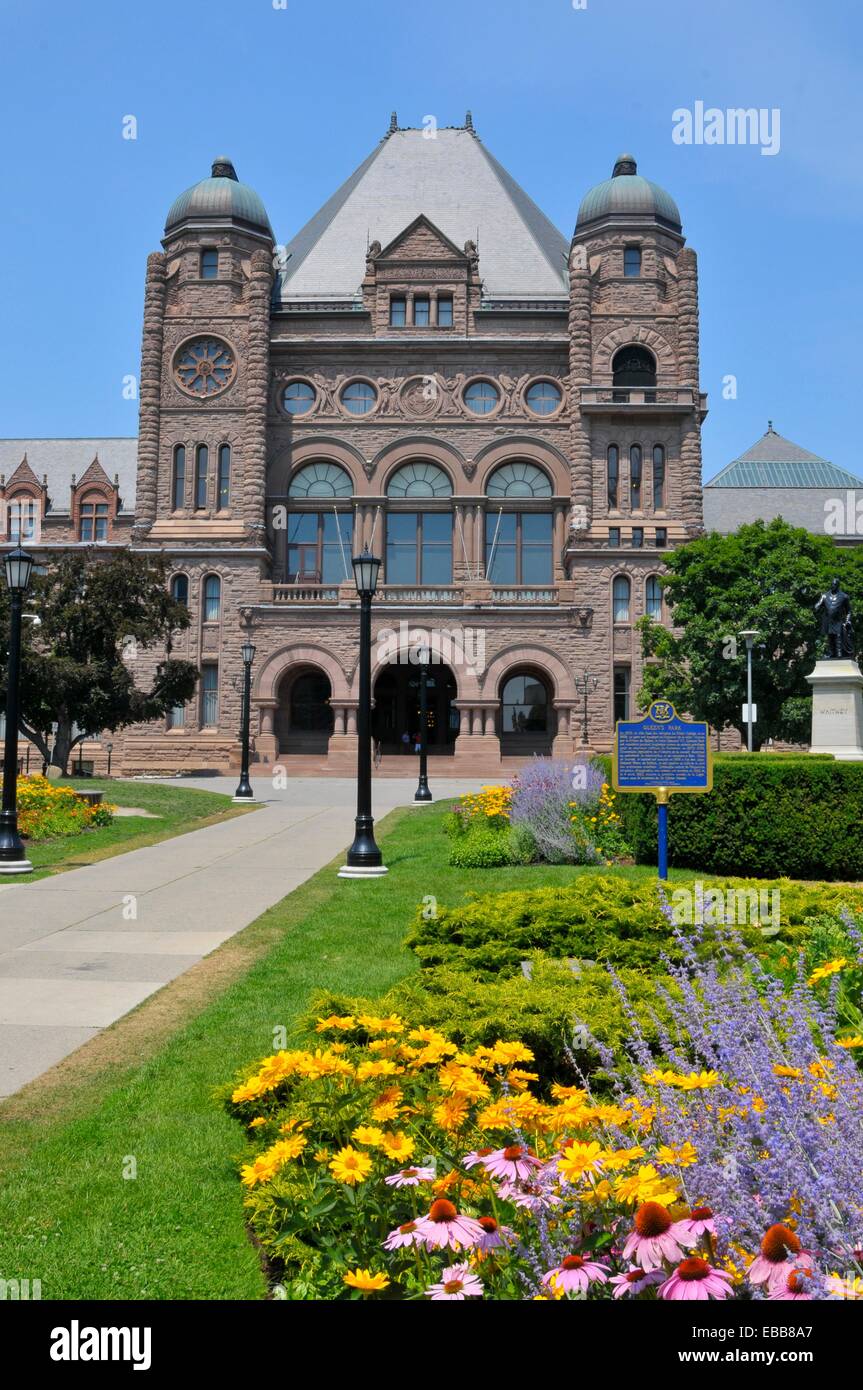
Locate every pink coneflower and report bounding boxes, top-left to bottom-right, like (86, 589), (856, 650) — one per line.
(425, 1261), (483, 1300)
(622, 1201), (688, 1272)
(659, 1257), (734, 1301)
(769, 1265), (813, 1301)
(610, 1266), (665, 1298)
(679, 1205), (716, 1242)
(497, 1180), (561, 1212)
(475, 1215), (515, 1252)
(462, 1147), (494, 1169)
(480, 1143), (543, 1183)
(384, 1166), (435, 1188)
(383, 1220), (422, 1250)
(542, 1252), (609, 1295)
(748, 1224), (809, 1294)
(414, 1198), (485, 1251)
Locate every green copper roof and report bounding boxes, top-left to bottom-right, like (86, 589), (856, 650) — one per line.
(576, 154), (681, 230)
(165, 158), (272, 237)
(706, 425), (861, 488)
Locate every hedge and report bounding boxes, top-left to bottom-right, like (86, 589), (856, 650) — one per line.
(600, 754), (863, 880)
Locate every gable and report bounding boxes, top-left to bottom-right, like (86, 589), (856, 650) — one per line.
(376, 215), (467, 265)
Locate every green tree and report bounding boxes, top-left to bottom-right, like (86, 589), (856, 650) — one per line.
(637, 518), (863, 747)
(0, 549), (198, 772)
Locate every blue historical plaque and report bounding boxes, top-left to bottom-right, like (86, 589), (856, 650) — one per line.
(613, 700), (712, 795)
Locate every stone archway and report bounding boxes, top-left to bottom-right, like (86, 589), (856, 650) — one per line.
(275, 665), (334, 754)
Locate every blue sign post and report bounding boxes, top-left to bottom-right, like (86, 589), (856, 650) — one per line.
(612, 700), (712, 880)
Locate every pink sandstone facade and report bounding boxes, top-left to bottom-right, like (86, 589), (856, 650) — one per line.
(2, 122), (708, 777)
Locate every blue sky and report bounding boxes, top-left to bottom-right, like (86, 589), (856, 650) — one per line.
(0, 0), (860, 480)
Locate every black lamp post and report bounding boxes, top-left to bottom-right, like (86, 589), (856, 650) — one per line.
(106, 742), (113, 777)
(233, 639), (256, 802)
(0, 546), (34, 875)
(574, 670), (599, 746)
(339, 547), (387, 877)
(414, 642), (433, 803)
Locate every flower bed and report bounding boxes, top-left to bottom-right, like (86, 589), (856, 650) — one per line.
(445, 760), (630, 868)
(16, 776), (115, 840)
(223, 900), (863, 1301)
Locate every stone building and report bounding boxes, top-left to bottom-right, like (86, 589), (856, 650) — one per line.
(2, 118), (709, 776)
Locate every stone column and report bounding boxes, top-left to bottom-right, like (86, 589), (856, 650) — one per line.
(134, 252), (167, 538)
(254, 699), (279, 764)
(568, 248), (594, 532)
(552, 701), (576, 757)
(554, 504), (566, 578)
(243, 249), (275, 543)
(328, 700), (360, 771)
(677, 247), (704, 536)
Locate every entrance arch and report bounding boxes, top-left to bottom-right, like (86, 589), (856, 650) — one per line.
(275, 665), (334, 754)
(372, 661), (458, 755)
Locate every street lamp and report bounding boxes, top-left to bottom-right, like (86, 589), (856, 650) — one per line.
(233, 639), (257, 802)
(414, 642), (433, 803)
(0, 546), (34, 874)
(339, 546), (388, 877)
(739, 629), (759, 753)
(574, 670), (599, 746)
(106, 742), (114, 778)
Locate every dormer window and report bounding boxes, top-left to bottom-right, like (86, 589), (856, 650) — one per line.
(414, 295), (430, 327)
(624, 245), (642, 277)
(437, 295), (453, 327)
(200, 248), (219, 279)
(80, 496), (109, 542)
(390, 296), (406, 327)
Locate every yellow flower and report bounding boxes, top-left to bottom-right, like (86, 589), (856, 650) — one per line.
(614, 1164), (678, 1206)
(239, 1134), (307, 1187)
(371, 1086), (404, 1123)
(356, 1059), (403, 1081)
(602, 1145), (648, 1171)
(835, 1035), (863, 1049)
(655, 1141), (697, 1167)
(408, 1026), (450, 1045)
(368, 1037), (400, 1055)
(248, 1116), (267, 1129)
(809, 958), (847, 986)
(487, 1040), (535, 1066)
(343, 1268), (390, 1293)
(433, 1095), (470, 1131)
(357, 1013), (405, 1034)
(329, 1146), (373, 1186)
(380, 1130), (415, 1162)
(313, 1148), (330, 1163)
(351, 1124), (385, 1147)
(772, 1065), (803, 1079)
(558, 1140), (606, 1182)
(315, 1014), (356, 1032)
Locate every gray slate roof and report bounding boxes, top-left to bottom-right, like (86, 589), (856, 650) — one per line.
(705, 426), (860, 489)
(0, 438), (138, 512)
(275, 125), (570, 302)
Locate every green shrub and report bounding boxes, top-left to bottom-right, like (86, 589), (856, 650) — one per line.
(615, 757), (863, 879)
(447, 823), (512, 868)
(308, 958), (681, 1087)
(405, 873), (863, 980)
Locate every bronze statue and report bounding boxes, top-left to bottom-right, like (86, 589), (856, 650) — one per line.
(815, 576), (855, 659)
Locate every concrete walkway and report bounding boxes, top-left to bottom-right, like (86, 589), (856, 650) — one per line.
(0, 776), (483, 1098)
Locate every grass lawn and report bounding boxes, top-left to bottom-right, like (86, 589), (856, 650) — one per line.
(0, 801), (695, 1301)
(19, 778), (252, 881)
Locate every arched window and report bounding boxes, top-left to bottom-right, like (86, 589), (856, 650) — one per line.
(288, 462), (353, 497)
(612, 345), (657, 402)
(607, 445), (619, 509)
(170, 574), (189, 606)
(501, 672), (549, 735)
(172, 445), (186, 511)
(486, 462), (553, 498)
(386, 462), (452, 497)
(195, 445), (209, 509)
(630, 445), (643, 510)
(613, 575), (631, 623)
(217, 445), (231, 510)
(652, 445), (666, 509)
(646, 575), (663, 620)
(7, 493), (37, 541)
(80, 494), (109, 542)
(203, 574), (221, 622)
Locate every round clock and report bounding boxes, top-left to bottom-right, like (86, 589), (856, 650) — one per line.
(174, 337), (236, 397)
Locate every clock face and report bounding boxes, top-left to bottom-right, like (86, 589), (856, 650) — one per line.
(174, 337), (236, 397)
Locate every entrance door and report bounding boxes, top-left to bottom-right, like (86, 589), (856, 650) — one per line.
(372, 663), (458, 755)
(276, 669), (334, 753)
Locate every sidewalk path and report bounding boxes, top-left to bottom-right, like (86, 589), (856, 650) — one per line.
(0, 776), (482, 1098)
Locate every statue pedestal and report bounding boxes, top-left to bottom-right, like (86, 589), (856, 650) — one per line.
(806, 660), (863, 760)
